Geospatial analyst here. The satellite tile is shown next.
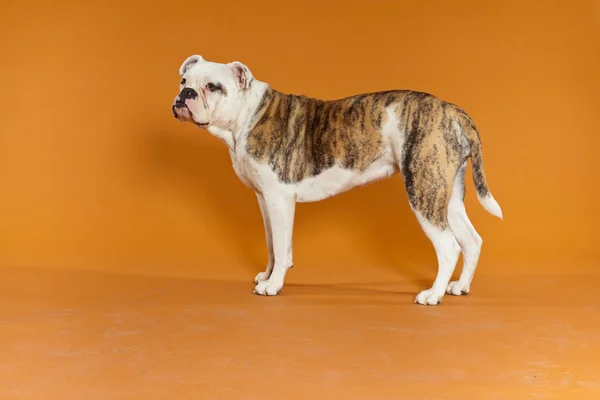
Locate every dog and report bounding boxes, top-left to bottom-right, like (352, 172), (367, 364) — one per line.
(172, 55), (502, 305)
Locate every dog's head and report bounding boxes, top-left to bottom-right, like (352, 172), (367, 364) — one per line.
(172, 55), (254, 130)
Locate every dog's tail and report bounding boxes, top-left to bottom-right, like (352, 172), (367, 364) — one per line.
(457, 109), (503, 220)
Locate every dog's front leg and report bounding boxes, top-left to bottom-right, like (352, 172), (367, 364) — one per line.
(253, 191), (295, 296)
(254, 193), (274, 284)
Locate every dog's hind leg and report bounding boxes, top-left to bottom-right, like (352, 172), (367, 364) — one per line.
(446, 161), (483, 296)
(410, 195), (462, 306)
(397, 116), (464, 305)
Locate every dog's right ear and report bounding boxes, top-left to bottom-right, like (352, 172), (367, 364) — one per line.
(179, 55), (204, 76)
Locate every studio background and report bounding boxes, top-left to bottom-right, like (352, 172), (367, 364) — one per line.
(1, 0), (598, 280)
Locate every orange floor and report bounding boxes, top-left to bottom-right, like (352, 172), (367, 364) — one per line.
(1, 262), (599, 399)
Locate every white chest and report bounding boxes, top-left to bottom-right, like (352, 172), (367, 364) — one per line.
(229, 150), (256, 190)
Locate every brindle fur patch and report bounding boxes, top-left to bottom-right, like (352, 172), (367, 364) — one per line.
(398, 92), (465, 228)
(246, 89), (401, 183)
(246, 88), (491, 229)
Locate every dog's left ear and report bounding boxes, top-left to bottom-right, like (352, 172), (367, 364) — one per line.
(228, 61), (253, 90)
(179, 55), (204, 76)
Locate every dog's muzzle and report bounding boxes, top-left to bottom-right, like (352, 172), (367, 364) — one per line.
(177, 87), (198, 104)
(172, 87), (199, 120)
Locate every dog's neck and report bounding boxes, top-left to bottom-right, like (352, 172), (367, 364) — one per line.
(207, 79), (270, 153)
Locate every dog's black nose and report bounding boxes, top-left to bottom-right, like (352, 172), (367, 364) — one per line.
(179, 87), (198, 100)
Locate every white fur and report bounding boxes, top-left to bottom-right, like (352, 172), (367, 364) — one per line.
(173, 55), (267, 147)
(178, 55), (204, 75)
(478, 193), (503, 219)
(173, 55), (500, 304)
(254, 193), (274, 284)
(252, 192), (295, 295)
(446, 162), (483, 296)
(413, 212), (461, 305)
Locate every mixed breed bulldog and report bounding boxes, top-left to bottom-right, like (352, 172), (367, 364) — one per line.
(172, 55), (502, 306)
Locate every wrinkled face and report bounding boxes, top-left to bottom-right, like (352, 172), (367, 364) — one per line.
(172, 55), (253, 130)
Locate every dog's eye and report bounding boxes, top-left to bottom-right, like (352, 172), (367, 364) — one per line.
(206, 83), (218, 92)
(180, 78), (186, 85)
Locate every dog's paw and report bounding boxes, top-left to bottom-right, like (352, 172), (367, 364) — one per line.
(414, 289), (444, 306)
(253, 277), (283, 296)
(254, 271), (271, 284)
(446, 281), (470, 296)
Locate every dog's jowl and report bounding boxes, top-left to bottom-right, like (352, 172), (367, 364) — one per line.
(172, 55), (503, 305)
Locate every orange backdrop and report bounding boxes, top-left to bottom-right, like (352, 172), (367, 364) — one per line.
(0, 0), (598, 279)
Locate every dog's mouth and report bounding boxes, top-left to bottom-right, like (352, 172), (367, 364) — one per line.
(192, 118), (209, 128)
(172, 104), (209, 128)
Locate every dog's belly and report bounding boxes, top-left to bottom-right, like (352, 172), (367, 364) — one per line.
(294, 157), (399, 203)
